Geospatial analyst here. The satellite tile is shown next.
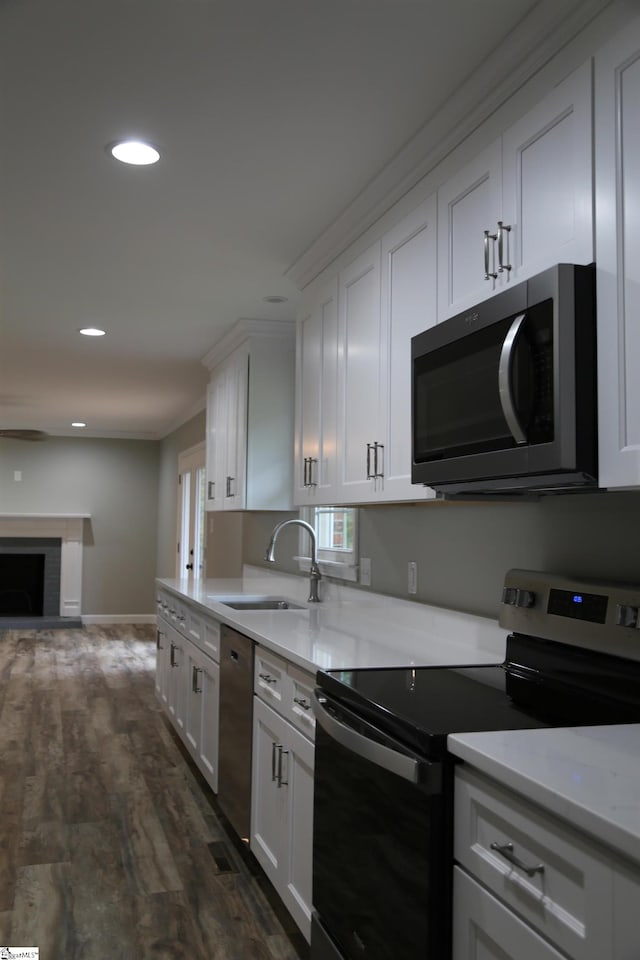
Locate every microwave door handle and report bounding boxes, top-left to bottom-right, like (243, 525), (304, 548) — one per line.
(498, 312), (527, 445)
(312, 690), (440, 790)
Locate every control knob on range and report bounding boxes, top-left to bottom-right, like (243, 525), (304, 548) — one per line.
(501, 587), (536, 608)
(616, 604), (639, 628)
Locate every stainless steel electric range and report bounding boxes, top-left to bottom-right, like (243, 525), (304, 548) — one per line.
(310, 570), (640, 960)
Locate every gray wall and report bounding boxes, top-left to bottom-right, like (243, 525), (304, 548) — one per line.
(156, 410), (206, 578)
(0, 436), (159, 615)
(242, 490), (640, 619)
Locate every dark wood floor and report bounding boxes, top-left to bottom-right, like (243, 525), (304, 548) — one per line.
(0, 625), (308, 960)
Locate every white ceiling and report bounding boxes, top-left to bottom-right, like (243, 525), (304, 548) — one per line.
(0, 0), (595, 440)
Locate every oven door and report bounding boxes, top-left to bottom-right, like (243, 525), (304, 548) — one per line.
(311, 690), (449, 960)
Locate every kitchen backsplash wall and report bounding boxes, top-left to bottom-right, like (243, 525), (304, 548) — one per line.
(242, 491), (640, 619)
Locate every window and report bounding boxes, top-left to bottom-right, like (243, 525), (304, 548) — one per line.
(298, 506), (359, 582)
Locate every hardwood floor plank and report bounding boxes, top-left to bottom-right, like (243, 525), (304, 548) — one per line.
(110, 782), (184, 896)
(11, 861), (76, 955)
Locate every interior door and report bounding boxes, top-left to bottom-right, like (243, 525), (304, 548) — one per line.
(177, 442), (206, 580)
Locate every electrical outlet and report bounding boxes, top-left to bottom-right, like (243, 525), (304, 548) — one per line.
(408, 561), (418, 595)
(360, 557), (372, 587)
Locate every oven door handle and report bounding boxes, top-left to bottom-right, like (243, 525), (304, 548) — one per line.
(498, 312), (527, 445)
(312, 690), (441, 790)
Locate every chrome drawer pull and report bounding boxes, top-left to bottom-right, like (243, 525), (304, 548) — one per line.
(259, 673), (276, 684)
(293, 696), (310, 710)
(490, 841), (545, 877)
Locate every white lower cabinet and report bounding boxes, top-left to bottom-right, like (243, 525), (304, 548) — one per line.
(156, 590), (221, 794)
(183, 638), (220, 793)
(251, 654), (315, 942)
(454, 867), (565, 960)
(453, 765), (640, 960)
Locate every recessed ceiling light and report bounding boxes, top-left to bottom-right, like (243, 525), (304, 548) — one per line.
(79, 327), (106, 337)
(263, 295), (289, 304)
(71, 422), (86, 428)
(108, 140), (160, 165)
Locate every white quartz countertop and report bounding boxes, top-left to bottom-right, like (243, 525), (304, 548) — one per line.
(156, 569), (506, 674)
(448, 725), (640, 866)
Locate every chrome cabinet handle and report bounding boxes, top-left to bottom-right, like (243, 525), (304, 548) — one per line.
(484, 229), (498, 280)
(192, 665), (202, 693)
(170, 642), (178, 667)
(293, 696), (310, 711)
(490, 841), (544, 878)
(308, 457), (317, 487)
(259, 672), (276, 684)
(271, 741), (277, 782)
(225, 475), (234, 497)
(497, 221), (512, 273)
(498, 312), (527, 445)
(156, 630), (164, 650)
(373, 442), (384, 480)
(366, 443), (374, 479)
(208, 480), (215, 499)
(276, 744), (289, 788)
(303, 457), (309, 487)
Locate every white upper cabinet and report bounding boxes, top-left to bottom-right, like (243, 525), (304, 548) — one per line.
(501, 59), (593, 284)
(204, 320), (295, 511)
(378, 197), (438, 502)
(438, 61), (593, 322)
(595, 16), (640, 488)
(437, 140), (503, 320)
(294, 278), (338, 506)
(336, 241), (383, 502)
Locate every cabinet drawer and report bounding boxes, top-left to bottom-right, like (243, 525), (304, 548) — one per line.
(254, 647), (289, 710)
(286, 663), (315, 741)
(453, 867), (565, 960)
(454, 766), (612, 960)
(188, 610), (220, 662)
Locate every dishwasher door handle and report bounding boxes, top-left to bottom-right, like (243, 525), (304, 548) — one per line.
(312, 690), (441, 790)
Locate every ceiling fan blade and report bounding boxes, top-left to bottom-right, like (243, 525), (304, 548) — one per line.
(0, 429), (49, 441)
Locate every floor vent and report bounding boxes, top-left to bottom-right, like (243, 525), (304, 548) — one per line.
(208, 840), (236, 873)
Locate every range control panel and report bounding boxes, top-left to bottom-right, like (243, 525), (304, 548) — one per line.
(499, 569), (640, 661)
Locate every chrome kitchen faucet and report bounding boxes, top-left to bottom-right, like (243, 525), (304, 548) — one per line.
(264, 519), (322, 602)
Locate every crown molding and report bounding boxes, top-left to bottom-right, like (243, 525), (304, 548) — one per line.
(285, 0), (613, 290)
(201, 317), (295, 371)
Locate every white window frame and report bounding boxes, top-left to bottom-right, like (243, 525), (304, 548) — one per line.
(297, 506), (359, 583)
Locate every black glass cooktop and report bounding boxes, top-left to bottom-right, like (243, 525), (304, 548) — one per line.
(316, 633), (640, 759)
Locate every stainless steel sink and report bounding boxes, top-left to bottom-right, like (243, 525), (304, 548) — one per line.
(213, 595), (306, 611)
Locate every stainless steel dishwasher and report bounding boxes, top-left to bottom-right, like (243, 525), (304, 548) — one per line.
(218, 625), (255, 840)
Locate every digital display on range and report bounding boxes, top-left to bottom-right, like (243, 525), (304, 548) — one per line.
(547, 588), (608, 623)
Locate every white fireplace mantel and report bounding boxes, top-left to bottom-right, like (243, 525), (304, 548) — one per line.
(0, 514), (90, 617)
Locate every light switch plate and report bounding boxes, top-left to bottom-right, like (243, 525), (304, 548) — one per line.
(408, 561), (417, 594)
(360, 557), (371, 587)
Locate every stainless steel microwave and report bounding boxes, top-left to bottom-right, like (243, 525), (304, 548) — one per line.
(411, 263), (597, 496)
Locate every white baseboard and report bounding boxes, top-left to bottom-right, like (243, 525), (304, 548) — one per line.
(81, 614), (156, 625)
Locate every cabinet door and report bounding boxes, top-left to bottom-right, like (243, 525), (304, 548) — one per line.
(167, 627), (186, 741)
(294, 278), (338, 506)
(223, 350), (248, 510)
(502, 60), (593, 283)
(453, 868), (565, 960)
(595, 20), (640, 488)
(282, 721), (314, 942)
(437, 140), (502, 320)
(184, 640), (202, 756)
(206, 369), (227, 510)
(195, 649), (220, 794)
(378, 197), (438, 502)
(155, 624), (170, 707)
(251, 697), (288, 885)
(337, 241), (382, 502)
